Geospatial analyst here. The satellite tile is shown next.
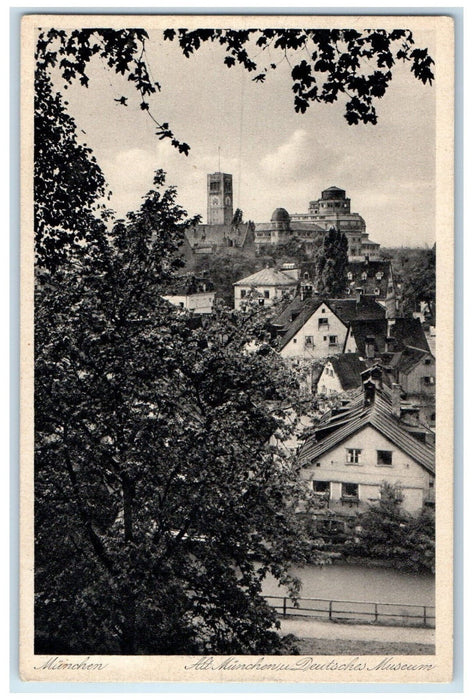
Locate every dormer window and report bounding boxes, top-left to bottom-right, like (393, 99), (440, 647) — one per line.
(347, 272), (353, 281)
(361, 272), (367, 281)
(376, 271), (384, 280)
(374, 288), (380, 296)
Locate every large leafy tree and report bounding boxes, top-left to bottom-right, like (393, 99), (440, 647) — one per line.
(399, 245), (436, 320)
(33, 23), (435, 653)
(35, 172), (316, 654)
(315, 226), (349, 297)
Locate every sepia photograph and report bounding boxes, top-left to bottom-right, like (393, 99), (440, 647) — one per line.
(19, 13), (454, 684)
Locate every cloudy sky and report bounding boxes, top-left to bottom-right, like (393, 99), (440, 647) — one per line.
(57, 27), (436, 247)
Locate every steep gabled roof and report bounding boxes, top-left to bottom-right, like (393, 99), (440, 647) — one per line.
(391, 318), (430, 352)
(328, 298), (386, 323)
(275, 296), (386, 350)
(233, 267), (298, 287)
(345, 317), (430, 356)
(392, 346), (434, 374)
(299, 388), (435, 474)
(324, 354), (368, 391)
(346, 318), (388, 354)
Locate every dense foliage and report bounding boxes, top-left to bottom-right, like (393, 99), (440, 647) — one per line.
(345, 482), (435, 573)
(34, 172), (320, 654)
(315, 227), (349, 297)
(33, 24), (436, 654)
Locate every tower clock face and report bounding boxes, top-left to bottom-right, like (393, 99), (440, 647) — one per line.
(212, 196), (219, 206)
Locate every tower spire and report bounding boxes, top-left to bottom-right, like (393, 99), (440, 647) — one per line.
(218, 146), (221, 172)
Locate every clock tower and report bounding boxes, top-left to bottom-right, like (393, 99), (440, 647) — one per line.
(207, 172), (233, 225)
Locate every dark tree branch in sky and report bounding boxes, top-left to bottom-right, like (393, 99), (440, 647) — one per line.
(36, 26), (435, 157)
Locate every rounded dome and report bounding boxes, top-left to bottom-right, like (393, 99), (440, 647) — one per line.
(271, 207), (290, 222)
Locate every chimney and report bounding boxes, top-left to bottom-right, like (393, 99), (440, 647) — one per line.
(365, 336), (375, 359)
(385, 336), (396, 353)
(300, 283), (313, 301)
(392, 383), (401, 419)
(363, 380), (376, 407)
(387, 318), (395, 337)
(355, 287), (364, 304)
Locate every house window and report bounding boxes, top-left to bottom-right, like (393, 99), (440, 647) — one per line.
(240, 289), (246, 298)
(293, 338), (297, 343)
(423, 376), (435, 385)
(313, 481), (330, 495)
(263, 290), (270, 299)
(258, 298), (265, 306)
(377, 450), (393, 466)
(329, 335), (338, 345)
(425, 359), (432, 365)
(321, 307), (326, 313)
(318, 317), (329, 328)
(305, 336), (314, 346)
(341, 483), (359, 500)
(346, 448), (362, 464)
(374, 288), (380, 296)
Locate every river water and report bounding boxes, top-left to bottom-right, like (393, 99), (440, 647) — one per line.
(262, 563), (435, 606)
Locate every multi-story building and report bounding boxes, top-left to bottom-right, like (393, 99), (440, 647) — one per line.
(233, 265), (299, 311)
(254, 187), (381, 259)
(298, 373), (435, 515)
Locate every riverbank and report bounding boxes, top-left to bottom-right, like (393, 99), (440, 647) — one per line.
(279, 616), (435, 656)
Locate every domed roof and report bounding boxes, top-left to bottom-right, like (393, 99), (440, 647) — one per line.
(271, 207), (290, 222)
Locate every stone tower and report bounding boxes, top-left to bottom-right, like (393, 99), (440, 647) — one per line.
(207, 172), (233, 225)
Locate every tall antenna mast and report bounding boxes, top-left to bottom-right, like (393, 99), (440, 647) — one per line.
(218, 146), (221, 172)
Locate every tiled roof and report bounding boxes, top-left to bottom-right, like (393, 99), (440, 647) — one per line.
(346, 318), (430, 356)
(274, 297), (386, 350)
(233, 268), (298, 287)
(328, 298), (386, 323)
(299, 387), (435, 474)
(347, 260), (392, 298)
(392, 346), (434, 374)
(325, 354), (368, 391)
(346, 319), (389, 354)
(391, 318), (430, 352)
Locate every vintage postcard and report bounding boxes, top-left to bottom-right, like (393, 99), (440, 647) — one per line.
(20, 13), (454, 684)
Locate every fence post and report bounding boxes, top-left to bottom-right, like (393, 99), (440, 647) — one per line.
(329, 600), (332, 621)
(283, 597), (287, 618)
(374, 603), (378, 623)
(423, 606), (427, 626)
